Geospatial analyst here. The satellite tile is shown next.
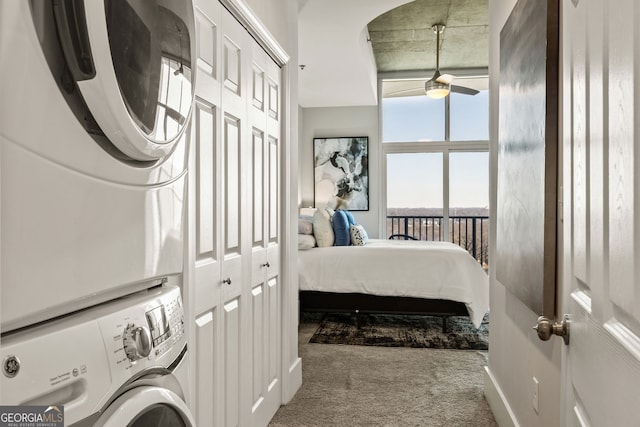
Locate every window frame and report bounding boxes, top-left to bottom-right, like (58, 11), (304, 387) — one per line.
(377, 70), (489, 240)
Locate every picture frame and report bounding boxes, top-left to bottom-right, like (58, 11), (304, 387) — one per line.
(313, 137), (369, 211)
(495, 0), (559, 317)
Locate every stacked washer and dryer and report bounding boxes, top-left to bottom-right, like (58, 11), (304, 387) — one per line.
(1, 0), (196, 425)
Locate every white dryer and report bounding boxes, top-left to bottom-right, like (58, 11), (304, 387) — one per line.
(0, 285), (194, 426)
(0, 0), (196, 331)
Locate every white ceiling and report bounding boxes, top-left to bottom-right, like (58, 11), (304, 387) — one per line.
(297, 0), (489, 108)
(297, 0), (413, 108)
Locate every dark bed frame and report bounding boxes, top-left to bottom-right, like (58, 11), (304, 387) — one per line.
(299, 290), (469, 332)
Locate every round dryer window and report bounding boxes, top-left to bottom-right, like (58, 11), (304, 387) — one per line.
(94, 386), (195, 426)
(54, 0), (195, 161)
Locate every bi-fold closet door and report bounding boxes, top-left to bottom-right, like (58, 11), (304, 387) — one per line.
(187, 1), (282, 426)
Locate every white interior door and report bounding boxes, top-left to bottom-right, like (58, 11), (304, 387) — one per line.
(189, 2), (247, 426)
(562, 0), (640, 425)
(190, 1), (222, 425)
(248, 37), (282, 426)
(219, 9), (248, 427)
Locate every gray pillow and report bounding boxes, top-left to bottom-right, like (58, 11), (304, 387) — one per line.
(298, 215), (314, 235)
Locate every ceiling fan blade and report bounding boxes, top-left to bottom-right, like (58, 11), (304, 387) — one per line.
(450, 85), (480, 96)
(384, 86), (425, 98)
(435, 73), (454, 84)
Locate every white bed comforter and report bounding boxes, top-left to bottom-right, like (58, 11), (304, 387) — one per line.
(298, 239), (489, 328)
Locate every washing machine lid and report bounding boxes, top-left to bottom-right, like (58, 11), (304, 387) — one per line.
(54, 0), (195, 161)
(93, 386), (195, 427)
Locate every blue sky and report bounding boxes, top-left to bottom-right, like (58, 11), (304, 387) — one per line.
(383, 91), (489, 209)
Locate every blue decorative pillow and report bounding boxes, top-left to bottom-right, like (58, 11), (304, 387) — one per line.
(344, 210), (355, 226)
(332, 210), (351, 246)
(350, 224), (369, 246)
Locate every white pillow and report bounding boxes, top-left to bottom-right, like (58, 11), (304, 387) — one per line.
(350, 224), (369, 246)
(298, 215), (314, 235)
(298, 234), (316, 250)
(313, 208), (335, 247)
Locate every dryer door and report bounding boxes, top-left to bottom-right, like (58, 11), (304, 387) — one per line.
(94, 386), (195, 427)
(54, 0), (195, 161)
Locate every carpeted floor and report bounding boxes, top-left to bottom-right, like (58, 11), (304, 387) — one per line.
(268, 314), (497, 427)
(309, 312), (489, 350)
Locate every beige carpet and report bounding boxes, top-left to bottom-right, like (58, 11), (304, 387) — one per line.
(269, 318), (497, 427)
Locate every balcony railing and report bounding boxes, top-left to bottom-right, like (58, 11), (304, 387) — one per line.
(386, 215), (489, 269)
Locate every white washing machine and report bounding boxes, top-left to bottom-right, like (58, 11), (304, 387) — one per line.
(0, 285), (194, 426)
(0, 0), (196, 332)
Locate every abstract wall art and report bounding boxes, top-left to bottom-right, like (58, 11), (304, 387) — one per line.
(496, 0), (559, 316)
(314, 137), (369, 211)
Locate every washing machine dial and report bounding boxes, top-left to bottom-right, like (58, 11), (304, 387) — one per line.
(123, 324), (152, 362)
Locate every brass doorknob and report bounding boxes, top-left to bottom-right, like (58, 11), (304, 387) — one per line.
(533, 315), (570, 345)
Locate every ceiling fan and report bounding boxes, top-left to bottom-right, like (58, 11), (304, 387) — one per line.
(385, 24), (480, 99)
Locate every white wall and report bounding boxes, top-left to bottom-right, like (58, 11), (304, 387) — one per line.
(487, 1), (562, 426)
(243, 0), (296, 54)
(298, 106), (381, 237)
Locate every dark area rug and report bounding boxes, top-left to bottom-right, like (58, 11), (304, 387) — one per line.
(306, 312), (489, 350)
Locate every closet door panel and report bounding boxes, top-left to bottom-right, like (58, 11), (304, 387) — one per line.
(223, 36), (241, 95)
(267, 277), (279, 388)
(249, 54), (268, 274)
(193, 99), (222, 315)
(223, 115), (241, 253)
(220, 10), (245, 303)
(251, 283), (266, 410)
(247, 38), (282, 427)
(194, 310), (216, 425)
(221, 113), (242, 301)
(252, 128), (266, 253)
(268, 135), (279, 246)
(190, 1), (223, 426)
(195, 102), (215, 260)
(266, 60), (281, 258)
(195, 4), (220, 99)
(223, 298), (241, 427)
(220, 9), (253, 427)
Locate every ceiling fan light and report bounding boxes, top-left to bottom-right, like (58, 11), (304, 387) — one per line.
(425, 80), (450, 99)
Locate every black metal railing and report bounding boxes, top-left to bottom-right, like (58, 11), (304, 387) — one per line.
(386, 215), (489, 269)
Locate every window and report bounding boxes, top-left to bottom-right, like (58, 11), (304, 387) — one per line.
(450, 152), (489, 268)
(450, 91), (489, 141)
(381, 75), (489, 267)
(387, 153), (444, 240)
(382, 96), (444, 142)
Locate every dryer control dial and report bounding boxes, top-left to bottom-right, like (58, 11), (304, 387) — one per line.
(123, 324), (152, 362)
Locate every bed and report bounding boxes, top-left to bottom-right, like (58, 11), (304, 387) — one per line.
(298, 239), (489, 329)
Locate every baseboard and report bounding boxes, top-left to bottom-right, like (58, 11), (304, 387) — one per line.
(484, 366), (520, 427)
(282, 357), (302, 404)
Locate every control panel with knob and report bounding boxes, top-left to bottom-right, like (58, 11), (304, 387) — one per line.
(97, 285), (186, 380)
(123, 323), (152, 361)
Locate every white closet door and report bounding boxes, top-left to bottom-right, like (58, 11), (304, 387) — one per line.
(219, 8), (249, 427)
(248, 39), (282, 427)
(265, 65), (282, 418)
(188, 2), (285, 426)
(190, 1), (222, 426)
